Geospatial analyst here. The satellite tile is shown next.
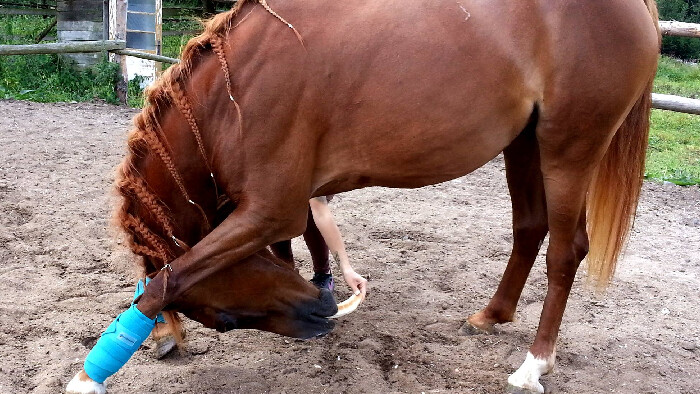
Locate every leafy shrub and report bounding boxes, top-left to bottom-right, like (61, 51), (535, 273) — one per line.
(658, 0), (700, 60)
(1, 14), (122, 103)
(0, 52), (121, 103)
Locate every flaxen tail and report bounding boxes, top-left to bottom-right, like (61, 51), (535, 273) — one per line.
(585, 0), (659, 289)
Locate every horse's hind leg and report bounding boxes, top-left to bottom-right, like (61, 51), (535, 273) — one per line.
(507, 116), (615, 392)
(462, 117), (548, 334)
(507, 159), (593, 392)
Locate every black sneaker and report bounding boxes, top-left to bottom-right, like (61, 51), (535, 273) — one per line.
(310, 272), (335, 291)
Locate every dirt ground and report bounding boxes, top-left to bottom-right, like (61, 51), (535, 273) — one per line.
(0, 100), (698, 394)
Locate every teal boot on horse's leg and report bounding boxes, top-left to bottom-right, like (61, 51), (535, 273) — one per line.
(83, 304), (155, 383)
(66, 304), (155, 394)
(66, 279), (161, 394)
(132, 279), (177, 360)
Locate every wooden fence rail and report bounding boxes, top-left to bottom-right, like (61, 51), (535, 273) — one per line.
(0, 40), (179, 63)
(112, 48), (179, 64)
(652, 93), (700, 115)
(0, 40), (124, 55)
(659, 21), (700, 39)
(0, 7), (56, 17)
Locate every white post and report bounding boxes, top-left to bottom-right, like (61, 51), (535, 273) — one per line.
(124, 0), (162, 88)
(109, 0), (162, 100)
(109, 0), (128, 102)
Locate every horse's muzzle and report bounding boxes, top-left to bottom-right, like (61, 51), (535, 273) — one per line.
(315, 288), (339, 317)
(293, 288), (338, 339)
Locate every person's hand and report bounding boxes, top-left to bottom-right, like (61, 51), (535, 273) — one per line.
(342, 269), (368, 300)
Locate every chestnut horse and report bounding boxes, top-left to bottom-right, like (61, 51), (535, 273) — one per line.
(67, 0), (660, 392)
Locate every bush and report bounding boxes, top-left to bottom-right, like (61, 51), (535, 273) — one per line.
(0, 14), (121, 103)
(658, 0), (700, 60)
(0, 52), (121, 103)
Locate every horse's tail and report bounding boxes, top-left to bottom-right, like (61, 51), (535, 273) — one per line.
(585, 83), (652, 288)
(644, 0), (661, 45)
(585, 0), (658, 288)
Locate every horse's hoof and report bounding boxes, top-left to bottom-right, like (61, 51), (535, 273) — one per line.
(154, 335), (177, 359)
(506, 351), (555, 394)
(458, 321), (493, 336)
(506, 383), (545, 394)
(66, 370), (106, 394)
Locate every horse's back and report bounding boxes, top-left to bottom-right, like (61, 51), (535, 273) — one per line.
(227, 0), (658, 194)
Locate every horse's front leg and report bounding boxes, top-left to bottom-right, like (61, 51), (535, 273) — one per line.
(138, 201), (309, 317)
(67, 200), (310, 394)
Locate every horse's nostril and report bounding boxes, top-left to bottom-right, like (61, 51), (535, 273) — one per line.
(317, 288), (338, 316)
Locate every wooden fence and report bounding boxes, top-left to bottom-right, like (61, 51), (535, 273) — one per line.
(659, 21), (700, 39)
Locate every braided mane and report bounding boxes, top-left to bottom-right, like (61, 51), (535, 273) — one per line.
(114, 0), (303, 341)
(115, 0), (300, 277)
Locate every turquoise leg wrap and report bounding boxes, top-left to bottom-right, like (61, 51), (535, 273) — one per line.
(83, 304), (155, 383)
(133, 278), (166, 324)
(82, 278), (168, 383)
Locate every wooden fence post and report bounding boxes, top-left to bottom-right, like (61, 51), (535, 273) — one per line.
(56, 0), (103, 68)
(109, 0), (128, 103)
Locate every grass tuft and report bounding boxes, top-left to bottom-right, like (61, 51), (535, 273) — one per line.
(649, 57), (700, 185)
(0, 15), (121, 103)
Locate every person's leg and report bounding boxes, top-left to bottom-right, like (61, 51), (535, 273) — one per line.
(308, 196), (368, 296)
(304, 202), (334, 290)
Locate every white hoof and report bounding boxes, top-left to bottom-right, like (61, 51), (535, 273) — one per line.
(66, 371), (106, 394)
(507, 351), (555, 393)
(154, 335), (177, 359)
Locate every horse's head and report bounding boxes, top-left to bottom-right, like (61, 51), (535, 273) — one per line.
(166, 249), (337, 339)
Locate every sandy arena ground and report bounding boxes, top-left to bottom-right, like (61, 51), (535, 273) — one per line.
(0, 100), (698, 393)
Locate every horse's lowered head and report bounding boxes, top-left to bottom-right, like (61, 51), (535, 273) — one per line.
(118, 119), (340, 338)
(166, 248), (338, 339)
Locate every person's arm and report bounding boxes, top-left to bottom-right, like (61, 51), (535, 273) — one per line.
(309, 196), (368, 298)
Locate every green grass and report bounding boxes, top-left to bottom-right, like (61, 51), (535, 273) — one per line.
(648, 110), (700, 184)
(654, 56), (700, 98)
(0, 15), (121, 103)
(649, 57), (700, 185)
(162, 18), (202, 60)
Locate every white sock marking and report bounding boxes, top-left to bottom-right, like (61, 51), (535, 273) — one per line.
(507, 350), (556, 393)
(65, 372), (106, 394)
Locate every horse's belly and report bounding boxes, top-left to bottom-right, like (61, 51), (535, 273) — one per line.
(310, 91), (534, 195)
